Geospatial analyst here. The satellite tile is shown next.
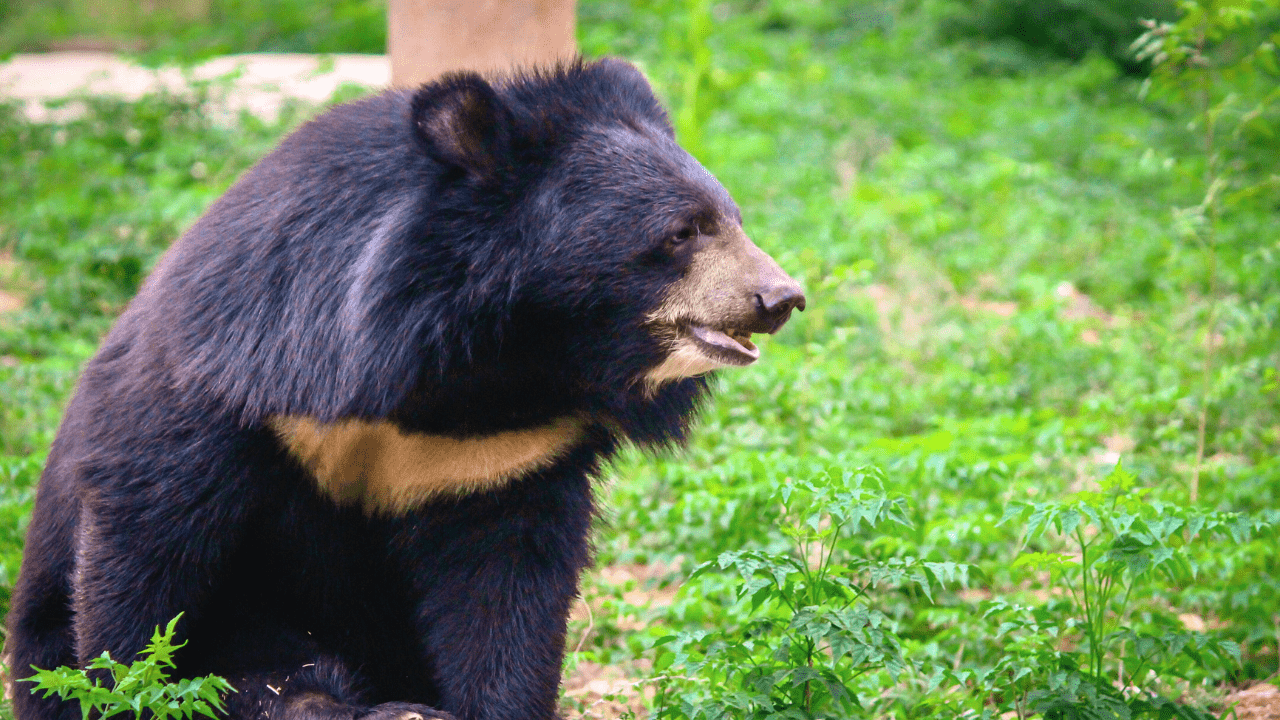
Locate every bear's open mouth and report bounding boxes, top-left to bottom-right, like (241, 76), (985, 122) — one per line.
(688, 324), (759, 365)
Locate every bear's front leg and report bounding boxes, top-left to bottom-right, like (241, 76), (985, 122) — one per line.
(68, 418), (277, 670)
(387, 457), (597, 720)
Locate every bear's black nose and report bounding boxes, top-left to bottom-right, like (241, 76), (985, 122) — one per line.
(756, 285), (806, 314)
(755, 282), (806, 331)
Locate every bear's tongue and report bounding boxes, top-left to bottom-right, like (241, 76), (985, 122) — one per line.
(690, 325), (759, 364)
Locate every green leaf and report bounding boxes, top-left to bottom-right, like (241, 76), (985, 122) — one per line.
(19, 615), (233, 720)
(1058, 509), (1082, 537)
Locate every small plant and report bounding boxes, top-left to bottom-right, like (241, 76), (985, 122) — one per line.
(650, 468), (966, 718)
(986, 462), (1265, 718)
(1131, 0), (1280, 503)
(23, 614), (235, 720)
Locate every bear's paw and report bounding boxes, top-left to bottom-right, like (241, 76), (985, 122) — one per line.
(354, 702), (457, 720)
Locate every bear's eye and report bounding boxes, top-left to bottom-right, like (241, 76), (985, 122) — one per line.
(667, 226), (697, 250)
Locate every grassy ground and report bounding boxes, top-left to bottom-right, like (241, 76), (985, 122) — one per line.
(2, 1), (1278, 718)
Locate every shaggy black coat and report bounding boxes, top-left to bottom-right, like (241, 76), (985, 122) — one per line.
(5, 59), (738, 720)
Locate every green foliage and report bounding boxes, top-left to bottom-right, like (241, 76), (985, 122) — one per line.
(0, 89), (281, 356)
(2, 1), (1279, 718)
(0, 455), (41, 613)
(0, 0), (386, 61)
(1131, 0), (1280, 505)
(23, 615), (235, 720)
(941, 0), (1179, 73)
(977, 461), (1267, 717)
(1131, 0), (1280, 237)
(143, 0), (387, 62)
(0, 87), (291, 458)
(650, 470), (967, 718)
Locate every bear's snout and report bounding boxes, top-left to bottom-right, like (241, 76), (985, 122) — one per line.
(741, 234), (805, 335)
(753, 276), (806, 334)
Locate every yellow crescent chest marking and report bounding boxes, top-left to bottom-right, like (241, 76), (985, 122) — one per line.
(269, 416), (584, 514)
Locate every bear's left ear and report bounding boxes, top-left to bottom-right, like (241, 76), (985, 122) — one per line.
(411, 73), (513, 178)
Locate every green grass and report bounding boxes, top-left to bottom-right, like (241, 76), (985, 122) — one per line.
(2, 0), (1279, 717)
(0, 0), (386, 61)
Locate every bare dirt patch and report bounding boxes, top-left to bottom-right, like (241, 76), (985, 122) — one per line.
(562, 660), (656, 719)
(0, 52), (389, 123)
(0, 290), (21, 314)
(1, 250), (27, 313)
(560, 561), (687, 719)
(2, 652), (11, 701)
(1224, 682), (1280, 719)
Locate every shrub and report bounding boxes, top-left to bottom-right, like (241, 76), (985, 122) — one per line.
(943, 0), (1178, 73)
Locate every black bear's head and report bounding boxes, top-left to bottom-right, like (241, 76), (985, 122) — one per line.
(406, 59), (805, 407)
(151, 58), (802, 455)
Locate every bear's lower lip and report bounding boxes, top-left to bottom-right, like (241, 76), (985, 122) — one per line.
(689, 325), (759, 365)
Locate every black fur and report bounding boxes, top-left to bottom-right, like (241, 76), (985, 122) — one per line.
(6, 59), (749, 720)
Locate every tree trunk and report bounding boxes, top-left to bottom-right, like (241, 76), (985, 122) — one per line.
(387, 0), (577, 87)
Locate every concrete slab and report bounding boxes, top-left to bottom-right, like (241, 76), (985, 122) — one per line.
(0, 52), (390, 122)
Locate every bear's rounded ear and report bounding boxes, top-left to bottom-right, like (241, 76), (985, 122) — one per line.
(411, 73), (513, 178)
(586, 58), (675, 137)
(591, 58), (651, 89)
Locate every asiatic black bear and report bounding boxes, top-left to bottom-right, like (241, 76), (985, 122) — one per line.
(7, 59), (804, 720)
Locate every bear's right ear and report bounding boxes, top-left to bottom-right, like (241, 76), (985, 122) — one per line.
(411, 73), (513, 179)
